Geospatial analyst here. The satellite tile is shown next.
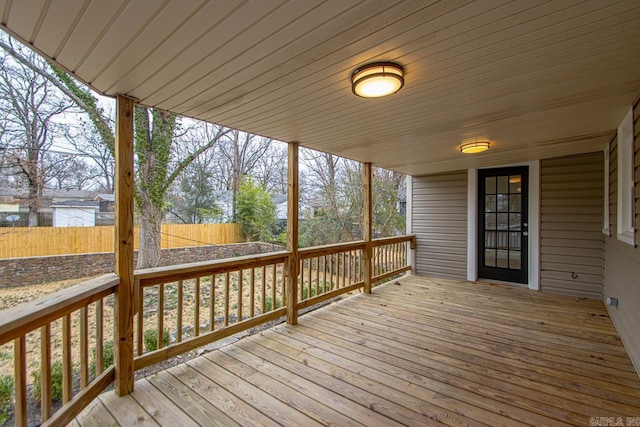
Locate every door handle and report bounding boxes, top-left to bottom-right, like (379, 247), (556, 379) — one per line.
(522, 231), (528, 236)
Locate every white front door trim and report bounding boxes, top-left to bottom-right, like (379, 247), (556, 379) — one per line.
(467, 161), (540, 291)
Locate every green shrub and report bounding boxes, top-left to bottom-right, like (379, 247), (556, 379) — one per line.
(144, 328), (170, 352)
(0, 375), (13, 424)
(31, 361), (64, 401)
(264, 296), (282, 312)
(90, 341), (114, 375)
(301, 286), (318, 300)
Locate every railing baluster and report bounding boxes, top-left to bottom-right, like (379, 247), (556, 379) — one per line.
(237, 270), (243, 322)
(307, 258), (317, 298)
(349, 250), (354, 285)
(224, 272), (230, 326)
(41, 324), (51, 422)
(177, 281), (183, 342)
(315, 257), (320, 297)
(323, 255), (327, 293)
(80, 307), (89, 388)
(194, 277), (201, 337)
(210, 275), (215, 332)
(271, 265), (277, 311)
(299, 259), (304, 301)
(137, 289), (143, 356)
(261, 266), (267, 314)
(336, 253), (340, 289)
(62, 313), (72, 403)
(250, 268), (255, 318)
(341, 252), (347, 288)
(157, 284), (165, 350)
(330, 254), (334, 290)
(96, 299), (104, 373)
(15, 336), (27, 427)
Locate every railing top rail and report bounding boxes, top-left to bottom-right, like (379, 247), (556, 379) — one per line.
(371, 234), (415, 246)
(0, 273), (119, 346)
(298, 240), (366, 259)
(135, 250), (290, 286)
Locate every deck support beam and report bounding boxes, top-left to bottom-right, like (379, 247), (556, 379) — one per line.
(286, 142), (299, 325)
(363, 163), (373, 293)
(114, 95), (135, 395)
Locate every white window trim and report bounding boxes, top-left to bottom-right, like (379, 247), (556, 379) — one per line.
(467, 169), (477, 281)
(467, 161), (540, 291)
(617, 107), (636, 246)
(603, 143), (610, 236)
(406, 175), (414, 272)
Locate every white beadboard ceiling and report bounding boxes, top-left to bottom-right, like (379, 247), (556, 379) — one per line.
(1, 0), (639, 176)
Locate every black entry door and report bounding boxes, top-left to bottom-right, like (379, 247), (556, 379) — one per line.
(478, 167), (528, 284)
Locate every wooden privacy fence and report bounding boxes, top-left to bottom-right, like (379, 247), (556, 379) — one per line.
(0, 224), (241, 258)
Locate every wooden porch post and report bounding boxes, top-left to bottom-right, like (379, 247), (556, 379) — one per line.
(286, 142), (299, 325)
(363, 162), (373, 293)
(114, 95), (135, 395)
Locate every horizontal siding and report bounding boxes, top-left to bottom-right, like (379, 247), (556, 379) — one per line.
(412, 171), (467, 280)
(604, 99), (640, 376)
(540, 153), (604, 299)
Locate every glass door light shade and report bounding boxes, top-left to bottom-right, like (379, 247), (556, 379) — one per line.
(351, 62), (404, 98)
(460, 141), (490, 154)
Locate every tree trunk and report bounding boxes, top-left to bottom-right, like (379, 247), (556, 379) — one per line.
(136, 191), (162, 269)
(27, 174), (40, 227)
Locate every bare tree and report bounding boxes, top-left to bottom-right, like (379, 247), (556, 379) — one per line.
(0, 39), (73, 225)
(64, 116), (115, 192)
(212, 130), (271, 220)
(251, 142), (288, 194)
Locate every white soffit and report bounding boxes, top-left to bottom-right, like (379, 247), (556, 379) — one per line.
(1, 0), (639, 176)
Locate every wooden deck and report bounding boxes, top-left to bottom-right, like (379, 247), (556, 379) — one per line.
(73, 275), (640, 426)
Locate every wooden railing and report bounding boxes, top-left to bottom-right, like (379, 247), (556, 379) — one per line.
(133, 251), (289, 370)
(0, 235), (414, 426)
(298, 241), (366, 310)
(372, 235), (415, 283)
(0, 274), (119, 427)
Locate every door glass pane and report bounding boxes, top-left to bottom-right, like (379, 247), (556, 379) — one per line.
(509, 175), (522, 193)
(509, 213), (521, 231)
(509, 250), (521, 269)
(509, 232), (521, 250)
(509, 194), (521, 212)
(496, 250), (508, 268)
(485, 195), (496, 212)
(485, 177), (496, 194)
(497, 213), (508, 231)
(485, 231), (496, 248)
(485, 213), (496, 230)
(497, 231), (509, 249)
(497, 176), (508, 193)
(485, 249), (496, 267)
(497, 194), (508, 212)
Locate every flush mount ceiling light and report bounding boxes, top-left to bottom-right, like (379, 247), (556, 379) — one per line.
(351, 62), (404, 98)
(460, 141), (490, 154)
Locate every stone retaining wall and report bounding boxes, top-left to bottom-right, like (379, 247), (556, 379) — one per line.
(0, 242), (284, 287)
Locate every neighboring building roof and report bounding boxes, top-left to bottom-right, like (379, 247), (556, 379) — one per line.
(0, 187), (97, 200)
(94, 194), (115, 202)
(273, 194), (287, 205)
(51, 200), (100, 208)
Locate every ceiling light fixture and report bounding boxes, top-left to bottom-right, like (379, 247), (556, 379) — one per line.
(460, 141), (490, 154)
(351, 62), (404, 98)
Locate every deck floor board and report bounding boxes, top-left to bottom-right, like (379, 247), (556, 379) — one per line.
(75, 275), (640, 426)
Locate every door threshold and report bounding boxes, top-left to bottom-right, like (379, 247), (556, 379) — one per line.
(476, 278), (529, 288)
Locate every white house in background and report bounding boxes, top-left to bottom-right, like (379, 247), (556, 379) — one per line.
(274, 194), (313, 220)
(52, 200), (99, 227)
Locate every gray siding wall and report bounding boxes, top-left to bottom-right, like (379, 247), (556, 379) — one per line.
(604, 99), (640, 375)
(411, 171), (467, 279)
(540, 153), (604, 299)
